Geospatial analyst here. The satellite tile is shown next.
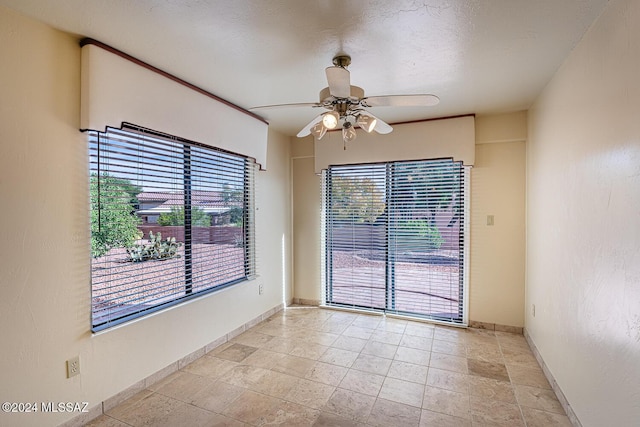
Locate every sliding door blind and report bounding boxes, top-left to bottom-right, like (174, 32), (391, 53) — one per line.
(325, 159), (467, 324)
(89, 125), (255, 331)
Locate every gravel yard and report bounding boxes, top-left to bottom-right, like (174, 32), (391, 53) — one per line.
(91, 244), (245, 323)
(328, 250), (462, 319)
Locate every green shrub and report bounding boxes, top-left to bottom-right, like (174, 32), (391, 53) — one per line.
(395, 219), (444, 251)
(127, 231), (182, 262)
(158, 206), (211, 226)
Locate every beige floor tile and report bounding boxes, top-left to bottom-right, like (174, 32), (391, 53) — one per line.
(318, 347), (360, 368)
(429, 352), (468, 374)
(399, 334), (432, 351)
(231, 330), (275, 348)
(339, 369), (385, 396)
(249, 369), (300, 399)
(426, 368), (470, 394)
(182, 355), (239, 379)
(94, 308), (564, 427)
(386, 360), (428, 384)
(261, 336), (299, 354)
(190, 381), (245, 413)
(521, 406), (573, 427)
(241, 348), (287, 369)
(342, 325), (374, 340)
(85, 415), (131, 427)
(376, 318), (408, 334)
(107, 391), (219, 427)
(313, 411), (362, 427)
(306, 361), (349, 386)
(467, 358), (509, 381)
(367, 398), (421, 427)
(469, 396), (525, 426)
(506, 364), (551, 389)
(361, 340), (398, 359)
(370, 330), (403, 345)
(464, 328), (498, 343)
(351, 315), (382, 330)
(514, 384), (565, 414)
(332, 335), (368, 352)
(465, 345), (504, 363)
(201, 413), (248, 426)
(502, 346), (541, 369)
(433, 326), (465, 343)
(284, 378), (336, 409)
(323, 388), (376, 421)
(215, 343), (258, 362)
(422, 386), (471, 420)
(297, 330), (339, 347)
(394, 346), (431, 366)
(222, 390), (283, 425)
(404, 323), (435, 339)
(289, 342), (329, 360)
(419, 409), (471, 427)
(149, 371), (212, 402)
(218, 364), (270, 388)
(317, 320), (350, 335)
(431, 338), (466, 357)
(262, 400), (321, 426)
(378, 377), (424, 407)
(351, 353), (392, 376)
(495, 331), (530, 350)
(468, 376), (516, 403)
(272, 354), (317, 378)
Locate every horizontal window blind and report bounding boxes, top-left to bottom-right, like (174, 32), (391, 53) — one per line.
(324, 159), (467, 324)
(89, 125), (255, 331)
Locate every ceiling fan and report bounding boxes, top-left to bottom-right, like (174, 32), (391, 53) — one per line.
(250, 55), (440, 146)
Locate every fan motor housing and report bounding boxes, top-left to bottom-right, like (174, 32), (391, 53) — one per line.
(319, 86), (365, 103)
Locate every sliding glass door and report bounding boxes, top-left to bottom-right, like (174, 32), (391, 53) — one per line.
(323, 159), (468, 324)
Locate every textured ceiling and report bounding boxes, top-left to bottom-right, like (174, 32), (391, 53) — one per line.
(1, 0), (609, 136)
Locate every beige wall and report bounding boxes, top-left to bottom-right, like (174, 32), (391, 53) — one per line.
(292, 113), (527, 328)
(527, 0), (640, 425)
(291, 140), (322, 303)
(470, 113), (527, 327)
(0, 7), (291, 426)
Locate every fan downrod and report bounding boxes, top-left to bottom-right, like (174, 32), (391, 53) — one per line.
(332, 55), (351, 68)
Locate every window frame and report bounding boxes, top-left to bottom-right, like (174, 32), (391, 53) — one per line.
(88, 124), (256, 332)
(322, 158), (470, 325)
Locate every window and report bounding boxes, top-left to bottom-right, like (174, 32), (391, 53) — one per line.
(323, 159), (468, 324)
(89, 125), (255, 331)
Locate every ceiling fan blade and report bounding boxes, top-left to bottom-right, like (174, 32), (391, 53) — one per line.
(363, 112), (393, 134)
(296, 114), (324, 138)
(250, 102), (321, 111)
(361, 94), (440, 108)
(325, 66), (351, 98)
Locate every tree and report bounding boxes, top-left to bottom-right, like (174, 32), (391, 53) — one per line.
(393, 161), (462, 227)
(330, 176), (385, 223)
(90, 174), (142, 258)
(157, 206), (211, 226)
(222, 184), (244, 226)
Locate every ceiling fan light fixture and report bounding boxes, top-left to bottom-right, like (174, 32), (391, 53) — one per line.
(322, 111), (340, 130)
(356, 113), (377, 133)
(342, 121), (357, 143)
(311, 121), (327, 139)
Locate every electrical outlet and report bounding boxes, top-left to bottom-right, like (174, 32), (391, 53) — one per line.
(67, 356), (80, 378)
(486, 215), (494, 226)
(531, 304), (536, 317)
(259, 283), (264, 295)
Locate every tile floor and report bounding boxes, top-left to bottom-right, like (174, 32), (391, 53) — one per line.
(87, 307), (571, 426)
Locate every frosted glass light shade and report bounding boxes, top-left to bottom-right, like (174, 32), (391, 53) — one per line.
(357, 113), (377, 133)
(342, 122), (357, 142)
(322, 111), (340, 129)
(311, 122), (327, 139)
